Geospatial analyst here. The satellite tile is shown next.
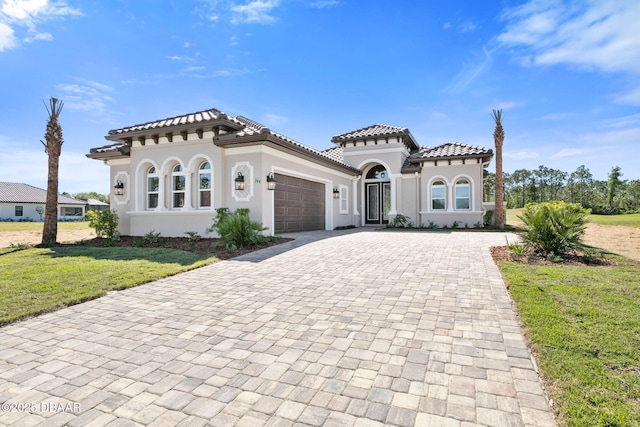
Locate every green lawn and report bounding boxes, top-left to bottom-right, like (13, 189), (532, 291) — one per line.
(507, 209), (640, 228)
(0, 221), (90, 232)
(588, 213), (640, 228)
(0, 246), (215, 326)
(499, 256), (640, 426)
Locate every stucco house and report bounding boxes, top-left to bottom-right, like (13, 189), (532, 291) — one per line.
(87, 108), (493, 237)
(0, 182), (86, 221)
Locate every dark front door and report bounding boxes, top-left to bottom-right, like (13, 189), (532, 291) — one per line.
(365, 182), (391, 225)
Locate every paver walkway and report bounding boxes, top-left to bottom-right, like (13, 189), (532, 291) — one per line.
(0, 230), (556, 426)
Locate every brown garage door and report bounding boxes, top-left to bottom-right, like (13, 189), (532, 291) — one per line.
(274, 174), (325, 233)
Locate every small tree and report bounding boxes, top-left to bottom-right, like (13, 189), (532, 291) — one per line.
(607, 166), (624, 211)
(41, 97), (64, 245)
(491, 109), (505, 229)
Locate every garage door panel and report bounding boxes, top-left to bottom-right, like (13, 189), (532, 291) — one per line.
(274, 173), (325, 233)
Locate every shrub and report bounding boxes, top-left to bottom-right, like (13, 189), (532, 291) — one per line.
(388, 213), (413, 228)
(143, 230), (163, 244)
(208, 208), (268, 250)
(86, 209), (119, 239)
(506, 237), (528, 260)
(518, 201), (590, 256)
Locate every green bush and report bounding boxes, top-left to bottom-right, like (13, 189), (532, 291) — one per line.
(518, 201), (589, 256)
(387, 213), (413, 228)
(208, 208), (269, 250)
(143, 230), (163, 244)
(86, 210), (119, 239)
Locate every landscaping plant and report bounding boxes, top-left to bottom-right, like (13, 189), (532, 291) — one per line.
(86, 209), (119, 240)
(518, 201), (589, 256)
(208, 208), (270, 250)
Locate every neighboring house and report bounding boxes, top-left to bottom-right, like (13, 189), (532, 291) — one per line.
(0, 182), (86, 221)
(84, 198), (110, 212)
(87, 108), (493, 237)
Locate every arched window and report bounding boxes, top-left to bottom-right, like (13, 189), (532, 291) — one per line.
(455, 179), (470, 210)
(366, 165), (388, 179)
(147, 167), (159, 209)
(198, 162), (211, 208)
(172, 164), (185, 208)
(431, 180), (446, 210)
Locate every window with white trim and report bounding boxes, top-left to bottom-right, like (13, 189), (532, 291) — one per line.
(198, 162), (211, 208)
(147, 167), (159, 209)
(15, 206), (23, 217)
(172, 164), (185, 208)
(455, 179), (470, 210)
(339, 184), (348, 214)
(431, 180), (446, 210)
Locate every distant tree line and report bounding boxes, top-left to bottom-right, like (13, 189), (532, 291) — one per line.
(485, 165), (640, 214)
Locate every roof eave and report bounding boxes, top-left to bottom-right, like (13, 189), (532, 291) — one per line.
(215, 133), (360, 175)
(105, 119), (244, 143)
(409, 153), (493, 164)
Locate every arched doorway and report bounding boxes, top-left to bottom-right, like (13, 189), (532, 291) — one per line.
(364, 164), (391, 225)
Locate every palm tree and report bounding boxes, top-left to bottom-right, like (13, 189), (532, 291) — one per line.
(491, 109), (505, 229)
(41, 97), (64, 246)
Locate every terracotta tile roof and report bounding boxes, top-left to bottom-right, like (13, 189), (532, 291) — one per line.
(229, 116), (358, 171)
(332, 124), (409, 141)
(409, 142), (492, 160)
(107, 108), (244, 136)
(86, 143), (130, 160)
(321, 146), (344, 163)
(0, 182), (85, 205)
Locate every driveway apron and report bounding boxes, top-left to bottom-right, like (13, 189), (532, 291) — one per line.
(0, 230), (555, 426)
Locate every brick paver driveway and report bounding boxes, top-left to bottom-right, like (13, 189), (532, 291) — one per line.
(0, 230), (555, 426)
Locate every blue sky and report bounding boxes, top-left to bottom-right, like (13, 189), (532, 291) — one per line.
(1, 0), (639, 195)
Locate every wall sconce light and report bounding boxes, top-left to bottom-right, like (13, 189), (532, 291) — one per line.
(114, 180), (125, 196)
(333, 187), (340, 199)
(266, 172), (277, 190)
(234, 172), (245, 191)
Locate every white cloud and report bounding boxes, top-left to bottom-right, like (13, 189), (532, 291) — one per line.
(0, 0), (81, 51)
(443, 22), (452, 30)
(600, 113), (640, 129)
(498, 1), (640, 75)
(0, 21), (15, 50)
(458, 20), (477, 33)
(261, 113), (287, 127)
(446, 47), (492, 94)
(24, 30), (50, 42)
(504, 150), (540, 160)
(311, 1), (340, 8)
(231, 0), (279, 24)
(535, 112), (575, 121)
(55, 80), (114, 113)
(613, 85), (640, 106)
(491, 101), (521, 111)
(552, 148), (583, 158)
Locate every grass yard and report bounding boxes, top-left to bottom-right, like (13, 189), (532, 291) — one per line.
(0, 221), (90, 232)
(498, 255), (640, 426)
(507, 209), (640, 228)
(0, 246), (215, 326)
(588, 213), (640, 228)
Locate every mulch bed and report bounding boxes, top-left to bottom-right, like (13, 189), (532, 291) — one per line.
(66, 236), (292, 260)
(490, 246), (616, 266)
